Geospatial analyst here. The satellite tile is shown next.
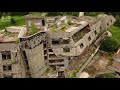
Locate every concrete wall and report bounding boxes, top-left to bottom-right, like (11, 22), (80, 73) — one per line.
(26, 18), (45, 30)
(25, 43), (46, 78)
(0, 43), (26, 78)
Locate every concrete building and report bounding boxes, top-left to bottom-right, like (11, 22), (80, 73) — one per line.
(0, 26), (26, 78)
(0, 13), (116, 78)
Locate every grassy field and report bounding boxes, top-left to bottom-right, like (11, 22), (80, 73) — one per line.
(0, 16), (26, 30)
(109, 25), (120, 44)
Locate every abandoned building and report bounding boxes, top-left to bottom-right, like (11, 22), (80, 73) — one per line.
(0, 13), (116, 78)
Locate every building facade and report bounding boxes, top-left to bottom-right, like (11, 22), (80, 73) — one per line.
(0, 14), (116, 78)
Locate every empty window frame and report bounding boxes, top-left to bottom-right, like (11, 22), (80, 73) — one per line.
(80, 43), (84, 49)
(52, 39), (60, 45)
(44, 43), (47, 48)
(94, 30), (97, 35)
(3, 65), (12, 71)
(2, 51), (11, 60)
(111, 20), (113, 23)
(62, 39), (70, 44)
(8, 65), (12, 70)
(49, 49), (53, 52)
(3, 75), (13, 78)
(44, 50), (47, 55)
(88, 36), (91, 41)
(42, 20), (45, 26)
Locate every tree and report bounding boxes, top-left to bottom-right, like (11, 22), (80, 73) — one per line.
(85, 12), (104, 16)
(10, 18), (16, 25)
(96, 73), (116, 78)
(46, 12), (79, 16)
(9, 12), (29, 16)
(100, 37), (120, 53)
(114, 15), (120, 27)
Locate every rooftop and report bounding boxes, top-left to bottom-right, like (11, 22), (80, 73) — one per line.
(0, 26), (25, 43)
(48, 16), (89, 33)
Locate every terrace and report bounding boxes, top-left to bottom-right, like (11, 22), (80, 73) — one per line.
(72, 25), (91, 43)
(0, 26), (23, 43)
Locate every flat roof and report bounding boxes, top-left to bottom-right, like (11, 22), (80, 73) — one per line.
(65, 27), (78, 32)
(0, 26), (24, 42)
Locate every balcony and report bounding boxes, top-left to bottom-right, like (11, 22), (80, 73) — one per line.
(49, 59), (64, 65)
(49, 62), (64, 65)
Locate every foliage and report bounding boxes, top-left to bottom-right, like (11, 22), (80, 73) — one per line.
(96, 73), (116, 78)
(0, 16), (25, 30)
(10, 18), (16, 24)
(68, 18), (74, 25)
(114, 15), (120, 27)
(85, 66), (98, 75)
(85, 12), (104, 16)
(8, 12), (29, 16)
(100, 37), (120, 53)
(27, 23), (39, 35)
(15, 39), (20, 44)
(47, 12), (79, 16)
(110, 26), (120, 45)
(69, 72), (76, 78)
(12, 59), (17, 64)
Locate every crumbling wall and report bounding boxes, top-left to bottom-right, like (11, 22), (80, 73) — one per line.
(25, 43), (46, 78)
(0, 43), (26, 78)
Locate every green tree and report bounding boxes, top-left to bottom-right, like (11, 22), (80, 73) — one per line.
(27, 23), (39, 35)
(85, 12), (104, 16)
(114, 15), (120, 27)
(100, 37), (120, 53)
(47, 12), (79, 16)
(10, 18), (16, 25)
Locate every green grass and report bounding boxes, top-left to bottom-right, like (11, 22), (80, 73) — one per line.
(0, 16), (26, 30)
(27, 23), (39, 36)
(96, 73), (116, 78)
(109, 25), (120, 44)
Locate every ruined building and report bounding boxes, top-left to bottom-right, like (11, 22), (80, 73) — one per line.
(0, 13), (116, 78)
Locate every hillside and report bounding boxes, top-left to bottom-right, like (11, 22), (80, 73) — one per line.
(110, 25), (120, 44)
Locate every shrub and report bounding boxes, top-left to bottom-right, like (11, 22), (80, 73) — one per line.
(10, 18), (16, 24)
(96, 73), (116, 78)
(114, 15), (120, 27)
(27, 23), (39, 35)
(100, 37), (120, 53)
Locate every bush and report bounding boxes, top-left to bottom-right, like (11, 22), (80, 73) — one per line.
(85, 12), (104, 16)
(100, 37), (120, 53)
(10, 18), (16, 24)
(96, 73), (116, 78)
(114, 15), (120, 27)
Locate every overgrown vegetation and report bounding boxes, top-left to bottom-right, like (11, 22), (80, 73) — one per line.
(100, 25), (120, 53)
(27, 23), (39, 35)
(68, 71), (77, 78)
(100, 37), (120, 53)
(96, 73), (116, 78)
(85, 66), (99, 76)
(0, 16), (26, 29)
(110, 26), (120, 44)
(85, 12), (105, 16)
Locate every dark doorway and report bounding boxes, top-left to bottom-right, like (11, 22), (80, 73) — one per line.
(58, 71), (65, 78)
(42, 20), (45, 26)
